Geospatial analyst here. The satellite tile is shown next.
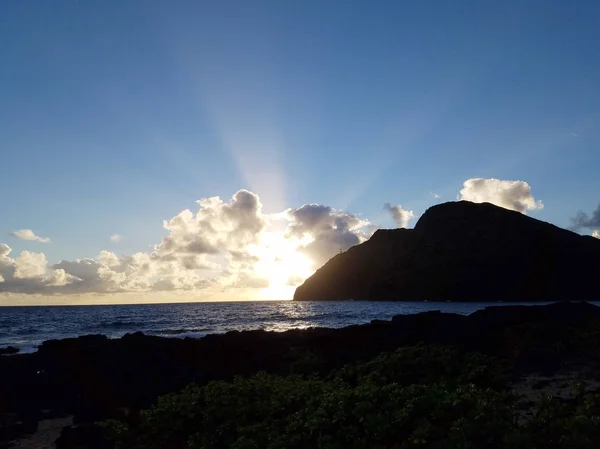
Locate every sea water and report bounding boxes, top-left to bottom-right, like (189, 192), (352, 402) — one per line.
(0, 300), (560, 353)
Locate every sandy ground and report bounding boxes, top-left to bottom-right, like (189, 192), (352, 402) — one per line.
(7, 416), (72, 449)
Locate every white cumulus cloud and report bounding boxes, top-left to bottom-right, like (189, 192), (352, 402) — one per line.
(458, 178), (543, 214)
(593, 230), (600, 239)
(0, 189), (375, 298)
(46, 269), (80, 287)
(97, 250), (121, 267)
(109, 234), (123, 243)
(0, 245), (80, 293)
(13, 251), (48, 279)
(11, 229), (51, 243)
(383, 203), (415, 228)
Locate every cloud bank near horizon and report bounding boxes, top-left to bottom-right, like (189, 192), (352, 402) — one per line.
(0, 190), (372, 298)
(0, 177), (563, 301)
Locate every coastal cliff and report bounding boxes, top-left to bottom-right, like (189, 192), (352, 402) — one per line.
(294, 201), (600, 302)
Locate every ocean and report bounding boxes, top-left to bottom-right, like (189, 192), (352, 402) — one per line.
(0, 300), (560, 353)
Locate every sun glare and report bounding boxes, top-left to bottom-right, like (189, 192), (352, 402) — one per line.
(249, 232), (315, 300)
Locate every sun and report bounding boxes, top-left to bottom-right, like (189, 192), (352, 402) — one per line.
(249, 232), (315, 300)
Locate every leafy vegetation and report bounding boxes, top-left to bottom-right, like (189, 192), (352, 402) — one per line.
(103, 344), (600, 449)
(335, 344), (512, 389)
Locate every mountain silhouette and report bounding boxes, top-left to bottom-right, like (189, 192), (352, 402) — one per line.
(294, 201), (600, 302)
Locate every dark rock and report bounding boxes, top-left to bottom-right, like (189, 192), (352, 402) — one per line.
(532, 380), (553, 390)
(294, 201), (600, 301)
(0, 347), (19, 356)
(56, 424), (114, 449)
(0, 410), (38, 442)
(0, 418), (25, 443)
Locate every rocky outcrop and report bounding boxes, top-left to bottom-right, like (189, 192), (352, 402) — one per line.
(0, 346), (19, 356)
(294, 201), (600, 302)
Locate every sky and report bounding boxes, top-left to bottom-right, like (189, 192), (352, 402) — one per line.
(1, 1), (600, 305)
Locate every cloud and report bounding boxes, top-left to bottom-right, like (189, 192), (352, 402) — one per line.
(0, 244), (12, 259)
(0, 190), (268, 296)
(0, 245), (80, 293)
(0, 189), (374, 298)
(46, 269), (80, 287)
(570, 204), (600, 231)
(11, 229), (51, 243)
(430, 191), (441, 199)
(109, 234), (123, 243)
(592, 230), (599, 239)
(13, 251), (48, 279)
(155, 189), (265, 260)
(230, 273), (270, 289)
(458, 178), (543, 214)
(98, 250), (121, 267)
(383, 203), (415, 228)
(52, 251), (218, 294)
(285, 204), (371, 266)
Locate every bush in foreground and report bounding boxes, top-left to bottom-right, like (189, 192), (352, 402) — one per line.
(103, 344), (600, 449)
(107, 376), (516, 449)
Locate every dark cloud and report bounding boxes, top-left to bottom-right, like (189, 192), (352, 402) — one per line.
(286, 204), (333, 236)
(286, 204), (370, 267)
(570, 204), (600, 231)
(52, 259), (113, 293)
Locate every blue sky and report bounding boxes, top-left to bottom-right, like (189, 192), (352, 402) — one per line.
(1, 1), (599, 303)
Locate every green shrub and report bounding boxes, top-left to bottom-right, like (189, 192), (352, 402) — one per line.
(335, 344), (511, 389)
(504, 393), (600, 449)
(283, 348), (327, 375)
(103, 343), (600, 449)
(110, 377), (518, 449)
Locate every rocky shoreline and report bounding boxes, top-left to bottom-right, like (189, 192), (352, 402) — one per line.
(2, 301), (600, 448)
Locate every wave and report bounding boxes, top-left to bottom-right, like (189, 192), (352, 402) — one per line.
(96, 320), (145, 329)
(154, 328), (209, 335)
